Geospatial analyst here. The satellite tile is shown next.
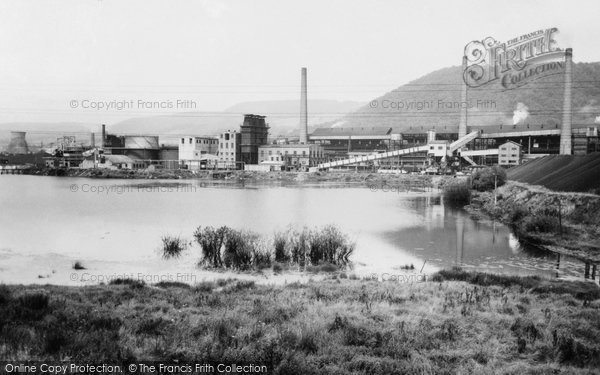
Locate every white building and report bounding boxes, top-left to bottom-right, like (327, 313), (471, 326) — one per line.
(258, 144), (325, 171)
(179, 136), (219, 170)
(218, 130), (240, 169)
(498, 141), (522, 166)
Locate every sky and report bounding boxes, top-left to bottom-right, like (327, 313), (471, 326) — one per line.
(1, 0), (599, 125)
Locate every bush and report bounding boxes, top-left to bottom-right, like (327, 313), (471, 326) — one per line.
(443, 182), (471, 205)
(72, 261), (86, 270)
(509, 206), (530, 224)
(524, 215), (559, 233)
(194, 226), (229, 267)
(161, 235), (187, 259)
(471, 166), (507, 192)
(223, 230), (254, 270)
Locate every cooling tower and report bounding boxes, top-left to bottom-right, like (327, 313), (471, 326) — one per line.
(300, 67), (308, 144)
(559, 48), (573, 155)
(458, 56), (468, 139)
(7, 131), (29, 154)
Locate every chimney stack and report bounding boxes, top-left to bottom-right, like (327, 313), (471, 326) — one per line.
(101, 124), (106, 148)
(91, 132), (95, 148)
(300, 67), (308, 144)
(458, 56), (468, 139)
(559, 48), (573, 155)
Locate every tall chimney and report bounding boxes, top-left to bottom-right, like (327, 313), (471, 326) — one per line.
(91, 132), (95, 148)
(458, 56), (468, 139)
(560, 48), (573, 155)
(300, 67), (308, 144)
(101, 124), (106, 148)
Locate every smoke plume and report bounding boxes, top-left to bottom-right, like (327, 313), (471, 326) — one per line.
(512, 103), (529, 125)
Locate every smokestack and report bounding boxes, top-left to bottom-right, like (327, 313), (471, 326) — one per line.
(560, 48), (573, 155)
(101, 124), (106, 148)
(300, 67), (308, 144)
(8, 131), (28, 154)
(91, 132), (95, 148)
(458, 56), (468, 139)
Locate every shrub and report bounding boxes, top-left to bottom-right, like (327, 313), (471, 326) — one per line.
(471, 166), (507, 192)
(524, 215), (559, 233)
(161, 235), (187, 259)
(509, 206), (530, 224)
(223, 230), (253, 270)
(443, 182), (471, 205)
(194, 226), (229, 267)
(72, 261), (86, 270)
(307, 225), (355, 266)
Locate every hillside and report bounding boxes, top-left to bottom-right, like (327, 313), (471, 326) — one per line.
(334, 62), (600, 133)
(507, 153), (600, 192)
(110, 100), (364, 144)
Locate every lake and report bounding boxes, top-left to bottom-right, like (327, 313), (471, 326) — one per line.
(0, 175), (587, 285)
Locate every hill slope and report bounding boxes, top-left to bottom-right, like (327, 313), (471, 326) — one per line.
(335, 62), (600, 132)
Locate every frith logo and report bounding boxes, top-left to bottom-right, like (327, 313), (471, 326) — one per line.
(463, 28), (565, 89)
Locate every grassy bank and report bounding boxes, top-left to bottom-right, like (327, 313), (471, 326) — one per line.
(1, 270), (599, 374)
(467, 181), (600, 262)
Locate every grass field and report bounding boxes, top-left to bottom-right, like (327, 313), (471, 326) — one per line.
(1, 270), (599, 374)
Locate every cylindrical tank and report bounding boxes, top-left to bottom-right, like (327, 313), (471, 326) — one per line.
(124, 136), (159, 149)
(123, 136), (160, 160)
(8, 131), (29, 154)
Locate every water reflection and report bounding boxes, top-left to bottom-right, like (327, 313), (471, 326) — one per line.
(383, 195), (586, 279)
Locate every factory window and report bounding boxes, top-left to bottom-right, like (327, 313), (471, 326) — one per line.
(302, 151), (306, 156)
(500, 147), (506, 150)
(430, 146), (434, 150)
(181, 138), (184, 144)
(438, 146), (443, 150)
(294, 151), (297, 155)
(189, 138), (192, 144)
(511, 154), (517, 157)
(269, 150), (272, 155)
(220, 143), (223, 149)
(511, 147), (517, 151)
(226, 143), (229, 149)
(225, 133), (230, 141)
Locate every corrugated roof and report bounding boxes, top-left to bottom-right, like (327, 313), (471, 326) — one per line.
(311, 127), (392, 137)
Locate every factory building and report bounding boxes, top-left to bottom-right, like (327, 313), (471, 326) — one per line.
(498, 141), (522, 166)
(178, 136), (219, 170)
(258, 144), (325, 171)
(218, 130), (241, 169)
(240, 114), (269, 165)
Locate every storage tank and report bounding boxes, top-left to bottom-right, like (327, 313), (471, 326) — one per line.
(7, 131), (29, 154)
(123, 136), (159, 160)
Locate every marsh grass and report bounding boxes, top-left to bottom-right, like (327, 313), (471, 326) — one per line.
(193, 225), (355, 271)
(161, 235), (187, 259)
(1, 270), (598, 373)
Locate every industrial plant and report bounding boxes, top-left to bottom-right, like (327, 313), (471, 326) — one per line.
(2, 49), (599, 175)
